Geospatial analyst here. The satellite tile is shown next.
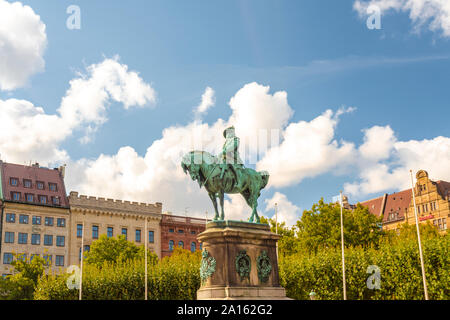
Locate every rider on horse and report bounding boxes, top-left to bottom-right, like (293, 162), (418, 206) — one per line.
(220, 126), (243, 189)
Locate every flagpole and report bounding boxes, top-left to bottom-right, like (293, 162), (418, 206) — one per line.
(79, 220), (84, 300)
(410, 170), (429, 300)
(340, 191), (347, 300)
(275, 203), (278, 260)
(145, 218), (148, 300)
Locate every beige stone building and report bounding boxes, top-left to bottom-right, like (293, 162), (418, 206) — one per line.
(67, 192), (162, 266)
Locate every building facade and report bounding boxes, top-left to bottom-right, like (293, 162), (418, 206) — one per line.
(160, 214), (206, 258)
(358, 170), (449, 233)
(0, 161), (70, 276)
(67, 192), (162, 264)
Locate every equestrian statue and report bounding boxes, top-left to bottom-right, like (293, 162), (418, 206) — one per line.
(181, 126), (269, 223)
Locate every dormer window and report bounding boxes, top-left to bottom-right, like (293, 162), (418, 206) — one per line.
(26, 194), (34, 202)
(12, 192), (21, 201)
(37, 181), (44, 190)
(10, 178), (18, 186)
(52, 196), (60, 205)
(23, 179), (32, 188)
(49, 183), (57, 192)
(39, 195), (47, 204)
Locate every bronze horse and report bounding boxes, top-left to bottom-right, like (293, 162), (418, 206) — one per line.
(181, 151), (269, 223)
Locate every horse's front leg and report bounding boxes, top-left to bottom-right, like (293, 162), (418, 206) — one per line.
(219, 191), (225, 220)
(208, 192), (219, 220)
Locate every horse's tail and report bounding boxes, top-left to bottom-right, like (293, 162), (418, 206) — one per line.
(259, 171), (270, 189)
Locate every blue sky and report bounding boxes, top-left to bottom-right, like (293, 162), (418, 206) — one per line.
(1, 0), (449, 224)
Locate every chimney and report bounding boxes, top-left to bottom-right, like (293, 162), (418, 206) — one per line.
(58, 165), (66, 179)
(32, 162), (39, 168)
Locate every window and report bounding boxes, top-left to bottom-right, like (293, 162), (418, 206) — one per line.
(199, 243), (203, 251)
(121, 228), (127, 240)
(39, 195), (47, 204)
(178, 241), (184, 249)
(418, 206), (421, 214)
(23, 179), (32, 188)
(6, 213), (15, 223)
(148, 231), (154, 243)
(10, 178), (18, 186)
(17, 254), (26, 262)
(92, 226), (99, 239)
(191, 231), (196, 235)
(169, 240), (174, 251)
(55, 255), (64, 267)
(56, 236), (65, 247)
(4, 232), (14, 243)
(26, 194), (34, 202)
(44, 235), (53, 246)
(169, 228), (174, 233)
(12, 192), (21, 201)
(19, 214), (29, 224)
(32, 216), (41, 225)
(18, 233), (28, 244)
(3, 253), (13, 264)
(43, 255), (52, 266)
(45, 217), (54, 226)
(107, 227), (114, 238)
(77, 224), (83, 238)
(52, 197), (60, 205)
(191, 242), (196, 253)
(57, 218), (65, 227)
(135, 229), (141, 242)
(31, 234), (40, 245)
(79, 246), (90, 261)
(178, 229), (184, 234)
(36, 181), (44, 190)
(49, 183), (57, 192)
(30, 254), (39, 262)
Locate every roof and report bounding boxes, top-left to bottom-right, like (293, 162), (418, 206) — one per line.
(382, 189), (411, 222)
(0, 161), (69, 208)
(436, 180), (450, 199)
(359, 195), (385, 217)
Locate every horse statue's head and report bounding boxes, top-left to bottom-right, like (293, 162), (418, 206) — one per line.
(181, 151), (217, 188)
(181, 151), (201, 185)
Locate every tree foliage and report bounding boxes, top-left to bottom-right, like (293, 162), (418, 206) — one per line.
(0, 254), (47, 300)
(84, 234), (158, 268)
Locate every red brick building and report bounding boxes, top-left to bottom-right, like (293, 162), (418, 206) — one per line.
(160, 214), (206, 257)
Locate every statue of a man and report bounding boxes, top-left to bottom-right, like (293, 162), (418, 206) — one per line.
(220, 126), (243, 188)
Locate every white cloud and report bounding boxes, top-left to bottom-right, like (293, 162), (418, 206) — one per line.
(66, 82), (296, 218)
(0, 57), (156, 165)
(264, 192), (301, 227)
(0, 0), (47, 90)
(354, 0), (450, 37)
(194, 87), (215, 116)
(256, 108), (356, 188)
(344, 126), (450, 197)
(228, 82), (294, 158)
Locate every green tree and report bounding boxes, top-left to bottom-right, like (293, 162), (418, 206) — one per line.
(296, 199), (383, 252)
(260, 216), (299, 256)
(0, 254), (46, 300)
(84, 234), (157, 268)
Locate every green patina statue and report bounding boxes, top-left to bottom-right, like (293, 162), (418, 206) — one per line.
(181, 126), (269, 223)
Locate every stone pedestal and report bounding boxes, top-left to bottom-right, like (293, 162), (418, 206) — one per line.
(196, 220), (289, 300)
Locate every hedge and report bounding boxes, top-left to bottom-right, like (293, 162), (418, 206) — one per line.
(34, 237), (449, 300)
(279, 236), (449, 300)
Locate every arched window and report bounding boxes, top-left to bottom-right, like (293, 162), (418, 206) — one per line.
(169, 240), (174, 251)
(191, 242), (196, 252)
(178, 241), (184, 249)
